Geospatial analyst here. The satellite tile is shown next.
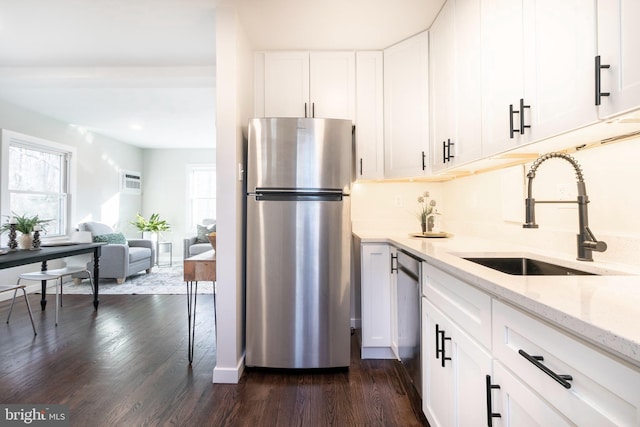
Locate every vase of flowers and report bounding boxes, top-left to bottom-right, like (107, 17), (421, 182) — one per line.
(416, 191), (437, 233)
(1, 213), (52, 250)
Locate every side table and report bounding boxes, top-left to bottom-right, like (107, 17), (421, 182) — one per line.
(183, 249), (216, 364)
(157, 241), (172, 267)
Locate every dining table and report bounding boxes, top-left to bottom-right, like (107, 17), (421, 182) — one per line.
(0, 242), (105, 310)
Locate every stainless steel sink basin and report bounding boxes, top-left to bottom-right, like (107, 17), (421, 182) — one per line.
(463, 257), (597, 276)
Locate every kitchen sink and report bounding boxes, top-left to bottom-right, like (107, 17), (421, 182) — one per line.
(462, 257), (597, 276)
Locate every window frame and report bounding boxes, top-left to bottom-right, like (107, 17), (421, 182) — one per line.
(0, 129), (77, 240)
(185, 163), (216, 231)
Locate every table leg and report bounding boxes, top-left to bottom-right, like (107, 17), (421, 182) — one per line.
(93, 247), (100, 310)
(40, 260), (48, 310)
(186, 280), (198, 364)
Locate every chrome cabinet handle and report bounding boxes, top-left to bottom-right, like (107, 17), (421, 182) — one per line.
(485, 375), (502, 427)
(518, 349), (573, 389)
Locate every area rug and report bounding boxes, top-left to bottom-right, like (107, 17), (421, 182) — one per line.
(62, 265), (215, 295)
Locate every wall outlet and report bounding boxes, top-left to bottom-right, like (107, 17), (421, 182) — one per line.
(556, 183), (573, 201)
(394, 195), (403, 207)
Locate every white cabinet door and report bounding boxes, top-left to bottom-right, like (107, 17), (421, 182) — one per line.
(453, 0), (483, 165)
(422, 298), (492, 426)
(481, 0), (528, 156)
(384, 31), (430, 178)
(431, 0), (483, 172)
(524, 0), (598, 141)
(429, 0), (456, 172)
(493, 300), (640, 426)
(264, 51), (310, 118)
(360, 243), (394, 358)
(492, 361), (573, 426)
(309, 52), (355, 121)
(259, 51), (355, 120)
(355, 51), (384, 180)
(597, 0), (640, 118)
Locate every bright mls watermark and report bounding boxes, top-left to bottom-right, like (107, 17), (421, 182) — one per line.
(1, 405), (69, 426)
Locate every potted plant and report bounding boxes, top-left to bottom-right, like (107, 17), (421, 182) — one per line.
(130, 213), (171, 242)
(1, 212), (52, 249)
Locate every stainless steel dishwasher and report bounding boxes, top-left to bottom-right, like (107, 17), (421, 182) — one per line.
(396, 250), (422, 396)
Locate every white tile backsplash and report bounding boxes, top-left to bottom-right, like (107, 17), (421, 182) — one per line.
(353, 136), (640, 267)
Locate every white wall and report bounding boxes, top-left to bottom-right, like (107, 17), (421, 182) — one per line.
(0, 98), (144, 291)
(141, 148), (216, 259)
(214, 3), (254, 384)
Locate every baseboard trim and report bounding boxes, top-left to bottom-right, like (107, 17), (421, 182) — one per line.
(212, 354), (245, 384)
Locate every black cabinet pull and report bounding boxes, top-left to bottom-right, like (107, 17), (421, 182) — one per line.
(421, 151), (427, 170)
(519, 98), (530, 135)
(435, 323), (442, 360)
(442, 140), (447, 164)
(440, 329), (451, 367)
(447, 139), (455, 162)
(304, 102), (308, 118)
(518, 349), (573, 389)
(485, 375), (502, 427)
(509, 103), (517, 139)
(595, 55), (611, 106)
(312, 102), (315, 118)
(390, 253), (398, 274)
(359, 158), (363, 176)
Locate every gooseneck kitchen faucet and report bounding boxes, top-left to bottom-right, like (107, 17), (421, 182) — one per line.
(523, 152), (607, 261)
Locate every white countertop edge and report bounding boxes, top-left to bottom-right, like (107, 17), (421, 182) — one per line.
(355, 232), (640, 369)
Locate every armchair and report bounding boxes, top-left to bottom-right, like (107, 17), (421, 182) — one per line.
(183, 219), (216, 258)
(78, 221), (155, 284)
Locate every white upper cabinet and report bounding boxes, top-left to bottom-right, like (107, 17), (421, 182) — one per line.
(523, 0), (599, 141)
(384, 31), (430, 178)
(597, 0), (640, 118)
(254, 51), (355, 120)
(309, 52), (356, 121)
(481, 0), (598, 157)
(430, 0), (482, 172)
(481, 0), (527, 156)
(355, 51), (385, 180)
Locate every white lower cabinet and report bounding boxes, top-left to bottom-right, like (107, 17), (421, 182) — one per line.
(491, 361), (572, 426)
(492, 300), (640, 426)
(422, 298), (492, 427)
(360, 243), (395, 359)
(421, 263), (640, 426)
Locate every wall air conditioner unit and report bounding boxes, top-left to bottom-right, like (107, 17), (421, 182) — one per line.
(121, 170), (142, 194)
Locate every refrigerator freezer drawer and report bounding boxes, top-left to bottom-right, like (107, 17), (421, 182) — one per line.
(245, 196), (351, 369)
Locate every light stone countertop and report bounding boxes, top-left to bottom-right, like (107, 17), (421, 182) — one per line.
(356, 231), (640, 369)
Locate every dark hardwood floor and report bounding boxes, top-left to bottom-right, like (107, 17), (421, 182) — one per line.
(0, 293), (427, 426)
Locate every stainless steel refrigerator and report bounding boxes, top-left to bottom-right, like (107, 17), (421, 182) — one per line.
(245, 117), (352, 369)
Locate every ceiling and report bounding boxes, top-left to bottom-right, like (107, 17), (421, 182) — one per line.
(0, 0), (443, 149)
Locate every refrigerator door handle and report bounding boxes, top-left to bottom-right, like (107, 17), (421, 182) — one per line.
(254, 191), (343, 202)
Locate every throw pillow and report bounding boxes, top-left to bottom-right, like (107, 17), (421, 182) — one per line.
(195, 223), (216, 243)
(93, 232), (127, 245)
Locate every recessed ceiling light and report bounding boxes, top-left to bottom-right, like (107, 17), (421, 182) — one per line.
(130, 124), (143, 131)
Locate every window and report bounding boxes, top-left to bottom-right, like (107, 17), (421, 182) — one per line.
(1, 130), (75, 238)
(186, 164), (216, 230)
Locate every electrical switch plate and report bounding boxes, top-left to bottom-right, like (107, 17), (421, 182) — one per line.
(394, 195), (402, 207)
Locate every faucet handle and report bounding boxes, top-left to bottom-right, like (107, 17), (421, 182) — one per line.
(584, 240), (607, 252)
